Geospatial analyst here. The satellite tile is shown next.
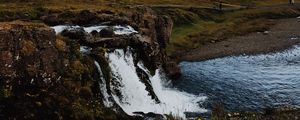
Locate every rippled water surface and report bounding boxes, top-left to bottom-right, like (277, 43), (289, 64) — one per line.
(176, 45), (300, 112)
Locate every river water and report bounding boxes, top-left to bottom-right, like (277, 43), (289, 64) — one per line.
(175, 45), (300, 113)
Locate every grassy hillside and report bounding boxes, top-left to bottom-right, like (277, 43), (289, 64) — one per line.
(163, 6), (300, 55)
(0, 0), (292, 11)
(0, 0), (297, 56)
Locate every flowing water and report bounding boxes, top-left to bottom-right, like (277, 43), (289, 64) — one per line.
(175, 45), (300, 113)
(52, 25), (207, 118)
(106, 49), (207, 118)
(51, 25), (138, 35)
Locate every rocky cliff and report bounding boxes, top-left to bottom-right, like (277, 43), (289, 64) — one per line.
(0, 6), (178, 119)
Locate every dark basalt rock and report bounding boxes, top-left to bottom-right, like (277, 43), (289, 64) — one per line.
(136, 67), (160, 103)
(61, 27), (87, 40)
(90, 30), (99, 37)
(164, 61), (182, 79)
(99, 27), (115, 37)
(133, 112), (165, 120)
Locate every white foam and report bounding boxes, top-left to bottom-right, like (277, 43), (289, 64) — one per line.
(83, 26), (108, 33)
(107, 49), (207, 118)
(113, 25), (138, 35)
(51, 25), (80, 34)
(80, 46), (92, 53)
(94, 61), (114, 107)
(51, 25), (138, 35)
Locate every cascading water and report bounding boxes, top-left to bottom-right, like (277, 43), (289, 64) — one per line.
(106, 48), (207, 118)
(52, 24), (207, 119)
(51, 25), (138, 35)
(94, 61), (114, 107)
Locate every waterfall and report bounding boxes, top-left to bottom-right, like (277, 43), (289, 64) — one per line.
(106, 48), (207, 118)
(94, 61), (114, 107)
(52, 24), (207, 118)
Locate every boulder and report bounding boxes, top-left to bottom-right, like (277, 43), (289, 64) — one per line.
(133, 112), (164, 120)
(99, 27), (115, 37)
(61, 27), (86, 40)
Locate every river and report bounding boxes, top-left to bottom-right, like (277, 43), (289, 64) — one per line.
(175, 45), (300, 114)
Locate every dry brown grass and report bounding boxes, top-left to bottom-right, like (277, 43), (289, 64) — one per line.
(0, 21), (46, 29)
(0, 0), (292, 12)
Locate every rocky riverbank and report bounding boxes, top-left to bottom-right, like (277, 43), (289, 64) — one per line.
(180, 17), (300, 61)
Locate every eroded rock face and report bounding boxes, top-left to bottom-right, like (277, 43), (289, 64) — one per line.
(1, 6), (178, 78)
(0, 22), (135, 120)
(0, 5), (179, 120)
(0, 22), (60, 87)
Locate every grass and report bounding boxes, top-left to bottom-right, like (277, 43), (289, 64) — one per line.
(165, 6), (300, 55)
(0, 21), (47, 29)
(0, 0), (293, 12)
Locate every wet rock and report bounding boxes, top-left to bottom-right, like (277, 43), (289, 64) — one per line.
(164, 61), (182, 79)
(99, 27), (115, 37)
(133, 112), (164, 120)
(90, 30), (99, 37)
(61, 27), (86, 40)
(136, 67), (160, 103)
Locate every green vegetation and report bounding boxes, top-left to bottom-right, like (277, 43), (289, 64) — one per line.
(0, 0), (292, 14)
(0, 1), (297, 56)
(163, 6), (300, 55)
